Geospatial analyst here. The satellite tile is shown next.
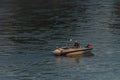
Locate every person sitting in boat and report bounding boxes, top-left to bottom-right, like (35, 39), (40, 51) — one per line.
(86, 44), (93, 48)
(73, 41), (80, 48)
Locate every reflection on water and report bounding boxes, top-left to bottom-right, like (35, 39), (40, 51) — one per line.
(0, 0), (120, 80)
(55, 52), (94, 64)
(55, 56), (81, 64)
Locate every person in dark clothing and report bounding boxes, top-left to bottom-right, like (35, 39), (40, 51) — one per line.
(73, 41), (79, 48)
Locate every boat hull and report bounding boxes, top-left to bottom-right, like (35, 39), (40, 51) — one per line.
(53, 47), (92, 56)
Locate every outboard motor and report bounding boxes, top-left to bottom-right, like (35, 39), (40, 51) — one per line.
(86, 44), (93, 48)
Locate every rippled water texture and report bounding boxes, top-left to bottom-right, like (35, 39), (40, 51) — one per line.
(0, 0), (120, 80)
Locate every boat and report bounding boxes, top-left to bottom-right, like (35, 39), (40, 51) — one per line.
(53, 39), (93, 56)
(53, 47), (93, 56)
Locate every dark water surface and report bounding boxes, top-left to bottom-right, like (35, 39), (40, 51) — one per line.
(0, 0), (120, 80)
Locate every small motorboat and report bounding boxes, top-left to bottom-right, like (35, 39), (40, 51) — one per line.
(53, 39), (93, 56)
(53, 47), (93, 56)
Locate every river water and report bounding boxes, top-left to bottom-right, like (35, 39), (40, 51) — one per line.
(0, 0), (120, 80)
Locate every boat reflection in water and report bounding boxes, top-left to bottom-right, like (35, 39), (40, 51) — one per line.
(55, 51), (94, 64)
